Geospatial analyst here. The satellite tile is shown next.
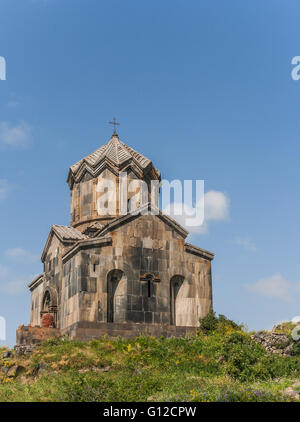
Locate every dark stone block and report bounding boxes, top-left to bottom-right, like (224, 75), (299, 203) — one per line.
(82, 193), (92, 205)
(161, 312), (170, 324)
(154, 312), (161, 324)
(131, 254), (141, 269)
(142, 248), (153, 257)
(88, 277), (97, 293)
(127, 295), (132, 311)
(80, 277), (88, 292)
(126, 279), (133, 295)
(145, 312), (153, 323)
(80, 264), (89, 277)
(141, 257), (150, 271)
(141, 282), (149, 297)
(142, 297), (150, 311)
(158, 259), (168, 271)
(149, 297), (156, 312)
(132, 281), (141, 296)
(81, 253), (90, 265)
(127, 311), (144, 323)
(131, 295), (143, 311)
(152, 260), (158, 272)
(135, 239), (142, 249)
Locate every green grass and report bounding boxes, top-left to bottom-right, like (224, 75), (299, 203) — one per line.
(0, 324), (299, 402)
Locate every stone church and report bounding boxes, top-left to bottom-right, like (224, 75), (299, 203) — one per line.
(18, 128), (214, 343)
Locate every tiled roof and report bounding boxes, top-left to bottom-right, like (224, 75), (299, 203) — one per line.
(52, 225), (88, 241)
(69, 134), (157, 180)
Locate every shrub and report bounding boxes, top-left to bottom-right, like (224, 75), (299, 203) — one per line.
(199, 311), (219, 334)
(291, 340), (300, 356)
(199, 312), (242, 335)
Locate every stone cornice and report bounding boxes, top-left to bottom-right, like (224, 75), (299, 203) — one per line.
(184, 243), (214, 261)
(62, 236), (112, 263)
(28, 273), (45, 291)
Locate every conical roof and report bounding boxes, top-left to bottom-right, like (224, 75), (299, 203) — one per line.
(67, 133), (160, 186)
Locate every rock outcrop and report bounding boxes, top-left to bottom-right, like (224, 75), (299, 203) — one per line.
(251, 331), (293, 355)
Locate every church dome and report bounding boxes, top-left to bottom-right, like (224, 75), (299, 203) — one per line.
(67, 133), (161, 188)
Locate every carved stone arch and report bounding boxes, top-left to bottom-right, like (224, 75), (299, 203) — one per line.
(41, 286), (58, 309)
(40, 286), (58, 328)
(106, 269), (127, 323)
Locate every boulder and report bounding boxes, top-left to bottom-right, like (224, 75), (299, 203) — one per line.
(251, 332), (293, 356)
(7, 365), (24, 378)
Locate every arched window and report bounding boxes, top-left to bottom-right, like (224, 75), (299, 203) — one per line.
(146, 274), (154, 298)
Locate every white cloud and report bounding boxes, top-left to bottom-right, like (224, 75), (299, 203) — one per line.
(0, 251), (40, 295)
(5, 248), (39, 262)
(7, 100), (19, 108)
(0, 265), (9, 280)
(0, 121), (32, 149)
(164, 190), (229, 236)
(245, 273), (300, 302)
(1, 277), (30, 295)
(292, 316), (300, 323)
(0, 179), (9, 199)
(234, 236), (256, 252)
(0, 264), (39, 295)
(204, 190), (229, 221)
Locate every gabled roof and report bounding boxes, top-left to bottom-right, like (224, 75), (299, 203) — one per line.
(41, 225), (88, 261)
(93, 204), (189, 239)
(52, 225), (87, 241)
(67, 133), (161, 187)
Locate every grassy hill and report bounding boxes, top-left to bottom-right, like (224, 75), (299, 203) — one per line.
(0, 314), (299, 402)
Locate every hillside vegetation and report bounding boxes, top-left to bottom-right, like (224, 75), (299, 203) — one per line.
(0, 314), (299, 402)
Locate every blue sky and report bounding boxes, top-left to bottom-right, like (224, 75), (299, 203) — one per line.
(1, 0), (300, 346)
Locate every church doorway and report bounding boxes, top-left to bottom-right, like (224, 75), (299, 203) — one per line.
(40, 288), (57, 328)
(107, 270), (127, 323)
(170, 275), (184, 325)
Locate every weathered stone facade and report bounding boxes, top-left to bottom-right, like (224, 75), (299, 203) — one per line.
(21, 132), (214, 343)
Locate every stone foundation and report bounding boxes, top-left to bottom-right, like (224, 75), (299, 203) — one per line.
(16, 322), (198, 349)
(62, 321), (198, 341)
(16, 325), (61, 348)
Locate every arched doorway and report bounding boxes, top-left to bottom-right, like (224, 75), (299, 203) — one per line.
(170, 275), (184, 325)
(40, 288), (58, 328)
(107, 270), (127, 323)
(42, 291), (51, 312)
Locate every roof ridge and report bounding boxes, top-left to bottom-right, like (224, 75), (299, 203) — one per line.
(69, 135), (155, 175)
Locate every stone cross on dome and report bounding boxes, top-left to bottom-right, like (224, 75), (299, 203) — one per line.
(108, 117), (120, 136)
